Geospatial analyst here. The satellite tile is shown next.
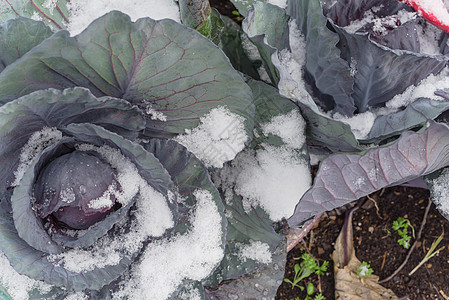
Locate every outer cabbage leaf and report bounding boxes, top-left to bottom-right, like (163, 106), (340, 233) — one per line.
(0, 11), (254, 140)
(0, 0), (69, 30)
(366, 97), (449, 141)
(0, 18), (52, 72)
(333, 26), (447, 113)
(287, 0), (356, 115)
(288, 121), (449, 227)
(0, 87), (145, 199)
(242, 2), (290, 85)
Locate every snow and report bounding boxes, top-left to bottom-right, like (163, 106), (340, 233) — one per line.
(112, 189), (224, 300)
(48, 144), (174, 272)
(267, 0), (287, 9)
(411, 0), (449, 30)
(430, 168), (449, 217)
(67, 0), (181, 35)
(0, 251), (52, 300)
(216, 110), (311, 221)
(333, 111), (377, 140)
(237, 240), (272, 264)
(13, 127), (62, 186)
(65, 293), (89, 300)
(145, 105), (167, 122)
(261, 110), (306, 148)
(174, 106), (248, 168)
(387, 67), (449, 108)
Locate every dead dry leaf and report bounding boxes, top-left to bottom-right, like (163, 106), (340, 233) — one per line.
(333, 211), (398, 299)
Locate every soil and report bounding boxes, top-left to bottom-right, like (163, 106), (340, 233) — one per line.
(208, 1), (449, 299)
(276, 186), (449, 300)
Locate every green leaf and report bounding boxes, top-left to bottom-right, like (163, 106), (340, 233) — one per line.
(243, 2), (290, 85)
(219, 16), (261, 80)
(0, 18), (52, 72)
(0, 11), (254, 139)
(0, 0), (69, 30)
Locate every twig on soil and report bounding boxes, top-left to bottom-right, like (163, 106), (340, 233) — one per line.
(380, 251), (387, 271)
(379, 198), (432, 283)
(308, 230), (314, 250)
(367, 195), (383, 219)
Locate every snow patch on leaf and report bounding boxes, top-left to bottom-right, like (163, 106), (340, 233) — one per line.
(261, 110), (306, 148)
(237, 240), (272, 264)
(430, 168), (449, 217)
(387, 67), (449, 108)
(0, 251), (52, 300)
(218, 111), (311, 221)
(13, 127), (62, 186)
(174, 106), (248, 168)
(67, 0), (181, 35)
(112, 189), (224, 300)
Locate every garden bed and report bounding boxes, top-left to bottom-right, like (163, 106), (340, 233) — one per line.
(276, 186), (449, 299)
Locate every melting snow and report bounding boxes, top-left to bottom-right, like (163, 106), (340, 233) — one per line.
(112, 189), (224, 300)
(67, 0), (181, 35)
(175, 106), (248, 168)
(13, 127), (62, 186)
(237, 240), (272, 264)
(0, 251), (52, 300)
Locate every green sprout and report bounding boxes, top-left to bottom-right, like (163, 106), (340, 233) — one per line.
(357, 261), (374, 278)
(283, 253), (328, 290)
(409, 231), (445, 275)
(231, 10), (244, 21)
(392, 217), (415, 249)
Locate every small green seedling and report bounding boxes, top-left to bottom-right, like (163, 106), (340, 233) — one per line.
(303, 283), (325, 300)
(409, 230), (445, 275)
(283, 252), (328, 290)
(231, 10), (244, 21)
(357, 261), (373, 278)
(392, 217), (415, 249)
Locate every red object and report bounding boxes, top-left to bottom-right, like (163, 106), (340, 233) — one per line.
(402, 0), (449, 34)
